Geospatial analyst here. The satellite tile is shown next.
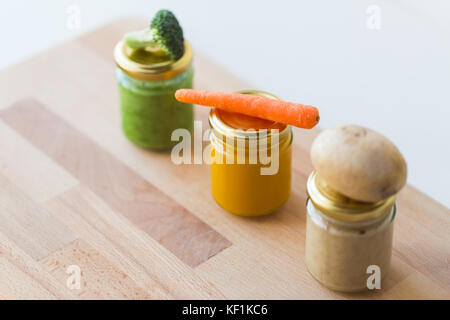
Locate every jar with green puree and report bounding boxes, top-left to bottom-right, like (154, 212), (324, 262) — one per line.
(114, 39), (194, 150)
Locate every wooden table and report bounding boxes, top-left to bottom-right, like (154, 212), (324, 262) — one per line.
(0, 18), (448, 300)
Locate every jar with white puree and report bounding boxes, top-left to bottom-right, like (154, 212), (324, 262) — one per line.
(306, 171), (396, 292)
(305, 124), (407, 292)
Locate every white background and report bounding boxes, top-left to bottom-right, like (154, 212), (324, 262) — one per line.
(1, 0), (449, 207)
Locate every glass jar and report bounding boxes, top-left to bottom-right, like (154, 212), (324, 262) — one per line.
(305, 171), (396, 292)
(114, 40), (194, 150)
(209, 90), (293, 216)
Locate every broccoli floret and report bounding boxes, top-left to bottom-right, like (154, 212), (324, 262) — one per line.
(150, 10), (184, 60)
(125, 10), (185, 60)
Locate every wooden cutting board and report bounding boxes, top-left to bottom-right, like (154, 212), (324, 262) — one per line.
(0, 18), (448, 300)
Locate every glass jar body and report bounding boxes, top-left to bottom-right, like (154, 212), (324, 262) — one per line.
(210, 129), (292, 216)
(116, 66), (194, 150)
(305, 199), (396, 292)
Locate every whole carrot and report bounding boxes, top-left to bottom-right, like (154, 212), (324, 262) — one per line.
(175, 89), (319, 129)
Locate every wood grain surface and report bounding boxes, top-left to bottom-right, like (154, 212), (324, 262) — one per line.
(0, 18), (448, 300)
(1, 98), (231, 268)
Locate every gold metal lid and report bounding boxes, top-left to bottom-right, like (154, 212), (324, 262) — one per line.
(114, 39), (193, 81)
(306, 171), (395, 222)
(209, 90), (291, 141)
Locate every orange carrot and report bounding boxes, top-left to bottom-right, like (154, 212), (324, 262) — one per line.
(175, 89), (320, 129)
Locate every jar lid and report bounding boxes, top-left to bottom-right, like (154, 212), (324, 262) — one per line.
(306, 171), (395, 222)
(209, 90), (291, 141)
(114, 40), (193, 81)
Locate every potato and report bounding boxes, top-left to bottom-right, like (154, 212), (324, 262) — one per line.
(310, 124), (407, 202)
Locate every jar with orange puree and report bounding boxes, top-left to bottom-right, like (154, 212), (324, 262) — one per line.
(209, 91), (293, 216)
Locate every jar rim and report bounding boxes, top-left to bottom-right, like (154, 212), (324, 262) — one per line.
(306, 171), (396, 222)
(208, 90), (291, 141)
(114, 40), (193, 81)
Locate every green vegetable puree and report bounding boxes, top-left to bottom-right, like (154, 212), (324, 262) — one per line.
(117, 66), (194, 150)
